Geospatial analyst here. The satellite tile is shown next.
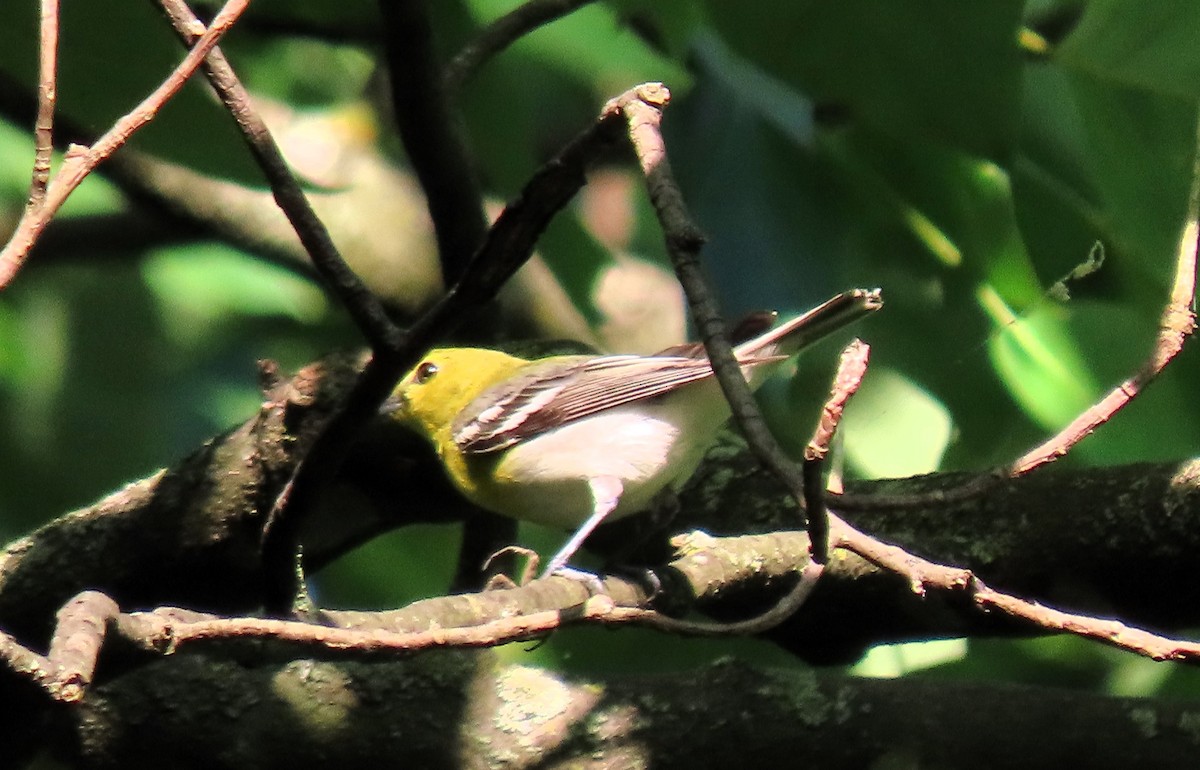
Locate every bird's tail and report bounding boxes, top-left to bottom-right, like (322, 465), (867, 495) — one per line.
(736, 288), (883, 361)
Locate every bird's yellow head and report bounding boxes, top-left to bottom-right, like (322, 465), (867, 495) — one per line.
(383, 348), (528, 451)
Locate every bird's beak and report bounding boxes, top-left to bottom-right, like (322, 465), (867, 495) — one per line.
(379, 393), (405, 416)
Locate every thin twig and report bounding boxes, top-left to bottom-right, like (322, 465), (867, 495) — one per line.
(839, 110), (1200, 508)
(831, 515), (1200, 661)
(29, 0), (59, 209)
(0, 0), (249, 289)
(975, 581), (1200, 662)
(444, 0), (599, 92)
(126, 595), (632, 654)
(1009, 113), (1200, 475)
(803, 340), (871, 563)
(805, 340), (871, 465)
(155, 0), (401, 353)
(630, 562), (826, 637)
(614, 83), (826, 560)
(831, 516), (973, 596)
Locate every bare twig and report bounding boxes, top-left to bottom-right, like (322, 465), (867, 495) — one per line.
(29, 0), (59, 209)
(444, 0), (600, 92)
(0, 591), (118, 702)
(1009, 114), (1200, 476)
(376, 0), (510, 585)
(976, 582), (1200, 662)
(0, 0), (249, 289)
(612, 83), (828, 562)
(803, 340), (871, 563)
(831, 516), (1200, 661)
(831, 517), (973, 596)
(155, 0), (400, 352)
(805, 341), (872, 465)
(125, 594), (633, 654)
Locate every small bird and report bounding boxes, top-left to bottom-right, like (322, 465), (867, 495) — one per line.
(383, 289), (882, 576)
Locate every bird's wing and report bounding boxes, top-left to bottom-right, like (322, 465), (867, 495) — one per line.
(452, 353), (778, 453)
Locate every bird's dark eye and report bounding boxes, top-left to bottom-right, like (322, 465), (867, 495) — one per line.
(414, 361), (439, 384)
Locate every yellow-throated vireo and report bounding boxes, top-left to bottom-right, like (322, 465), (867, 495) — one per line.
(383, 289), (882, 575)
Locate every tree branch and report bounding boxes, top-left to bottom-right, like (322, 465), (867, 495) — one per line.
(0, 0), (250, 288)
(444, 0), (600, 92)
(25, 647), (1200, 769)
(377, 0), (489, 284)
(155, 0), (401, 352)
(28, 0), (59, 209)
(1009, 106), (1200, 475)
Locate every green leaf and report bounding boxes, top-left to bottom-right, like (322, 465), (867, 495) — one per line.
(980, 284), (1098, 431)
(1056, 0), (1200, 99)
(465, 0), (689, 92)
(141, 244), (329, 348)
(853, 639), (968, 678)
(704, 0), (1025, 157)
(842, 367), (953, 478)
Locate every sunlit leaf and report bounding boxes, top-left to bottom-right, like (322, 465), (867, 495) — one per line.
(853, 639), (968, 678)
(980, 284), (1099, 430)
(1056, 0), (1200, 99)
(842, 367), (953, 478)
(141, 244), (329, 347)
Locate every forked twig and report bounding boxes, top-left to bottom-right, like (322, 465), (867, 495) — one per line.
(841, 113), (1200, 507)
(804, 339), (871, 562)
(1008, 116), (1200, 475)
(0, 0), (250, 289)
(611, 84), (831, 566)
(605, 83), (1200, 664)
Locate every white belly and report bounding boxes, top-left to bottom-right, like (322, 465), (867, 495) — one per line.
(487, 406), (710, 528)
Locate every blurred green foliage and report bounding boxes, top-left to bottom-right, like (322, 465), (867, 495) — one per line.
(1, 0), (1198, 699)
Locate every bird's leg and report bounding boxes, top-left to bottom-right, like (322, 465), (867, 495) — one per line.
(540, 476), (623, 577)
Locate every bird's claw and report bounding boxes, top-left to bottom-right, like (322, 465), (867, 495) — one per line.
(543, 565), (607, 595)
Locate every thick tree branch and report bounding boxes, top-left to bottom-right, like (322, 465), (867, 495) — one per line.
(4, 344), (1200, 662)
(377, 0), (489, 284)
(31, 651), (1200, 769)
